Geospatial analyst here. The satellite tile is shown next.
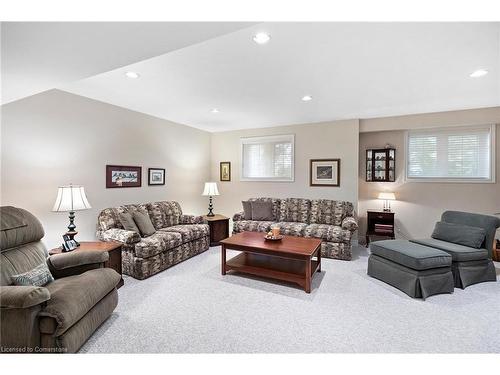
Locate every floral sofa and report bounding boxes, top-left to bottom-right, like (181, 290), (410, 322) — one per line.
(233, 198), (358, 260)
(97, 201), (209, 279)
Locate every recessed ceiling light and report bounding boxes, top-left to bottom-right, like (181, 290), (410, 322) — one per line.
(470, 69), (488, 78)
(301, 95), (313, 102)
(211, 108), (219, 114)
(125, 71), (140, 79)
(253, 32), (271, 45)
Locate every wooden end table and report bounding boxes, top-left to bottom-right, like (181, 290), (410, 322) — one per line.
(220, 232), (322, 293)
(203, 214), (229, 246)
(365, 210), (395, 246)
(49, 241), (124, 288)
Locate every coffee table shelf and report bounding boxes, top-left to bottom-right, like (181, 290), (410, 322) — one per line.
(221, 232), (322, 293)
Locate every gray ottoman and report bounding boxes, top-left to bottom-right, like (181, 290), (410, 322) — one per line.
(368, 240), (454, 299)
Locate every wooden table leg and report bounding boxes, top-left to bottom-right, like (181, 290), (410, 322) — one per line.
(305, 258), (311, 293)
(221, 243), (226, 275)
(317, 246), (321, 273)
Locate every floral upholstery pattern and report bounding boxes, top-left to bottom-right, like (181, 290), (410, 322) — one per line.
(161, 224), (210, 244)
(134, 231), (182, 258)
(147, 201), (183, 230)
(233, 220), (275, 233)
(233, 211), (245, 222)
(278, 198), (311, 223)
(341, 216), (358, 231)
(232, 197), (358, 260)
(275, 222), (308, 236)
(304, 224), (352, 243)
(97, 200), (209, 279)
(310, 199), (354, 226)
(180, 214), (207, 225)
(97, 228), (141, 244)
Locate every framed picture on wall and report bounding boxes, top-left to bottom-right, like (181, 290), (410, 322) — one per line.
(106, 165), (142, 188)
(148, 168), (165, 186)
(310, 159), (340, 187)
(220, 161), (231, 182)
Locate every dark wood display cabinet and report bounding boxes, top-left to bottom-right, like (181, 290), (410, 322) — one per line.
(366, 148), (396, 182)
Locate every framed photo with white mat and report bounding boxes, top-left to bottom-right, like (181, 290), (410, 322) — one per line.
(310, 159), (340, 187)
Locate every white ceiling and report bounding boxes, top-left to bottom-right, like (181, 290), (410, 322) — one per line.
(1, 22), (254, 104)
(5, 23), (500, 132)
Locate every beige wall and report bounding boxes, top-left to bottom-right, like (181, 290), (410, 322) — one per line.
(210, 119), (360, 222)
(358, 108), (500, 243)
(1, 90), (211, 248)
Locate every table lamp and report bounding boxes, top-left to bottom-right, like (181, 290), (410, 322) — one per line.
(52, 184), (92, 246)
(378, 192), (396, 212)
(202, 182), (219, 217)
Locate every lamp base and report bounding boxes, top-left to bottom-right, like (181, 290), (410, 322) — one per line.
(65, 230), (80, 247)
(207, 195), (215, 217)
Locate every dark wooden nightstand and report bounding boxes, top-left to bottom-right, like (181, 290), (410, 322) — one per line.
(49, 241), (124, 288)
(366, 210), (395, 246)
(203, 214), (229, 246)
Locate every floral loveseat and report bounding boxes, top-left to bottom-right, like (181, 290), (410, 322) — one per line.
(233, 198), (358, 260)
(97, 201), (209, 279)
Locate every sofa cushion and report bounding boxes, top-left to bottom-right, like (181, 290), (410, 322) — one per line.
(247, 198), (281, 221)
(96, 204), (143, 231)
(233, 220), (274, 233)
(410, 238), (489, 262)
(310, 200), (354, 226)
(431, 221), (486, 249)
(251, 201), (274, 221)
(132, 209), (157, 237)
(134, 231), (183, 258)
(146, 201), (183, 230)
(370, 240), (452, 270)
(275, 222), (308, 237)
(161, 224), (209, 244)
(304, 224), (352, 243)
(118, 212), (140, 233)
(12, 263), (54, 287)
(242, 201), (252, 220)
(40, 268), (120, 336)
(278, 198), (311, 223)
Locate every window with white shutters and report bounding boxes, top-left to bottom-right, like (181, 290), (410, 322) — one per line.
(240, 134), (294, 181)
(406, 125), (495, 182)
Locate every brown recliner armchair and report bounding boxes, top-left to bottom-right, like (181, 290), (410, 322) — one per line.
(0, 206), (120, 353)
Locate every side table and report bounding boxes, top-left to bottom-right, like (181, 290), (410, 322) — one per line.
(49, 241), (124, 288)
(365, 210), (395, 246)
(203, 214), (229, 246)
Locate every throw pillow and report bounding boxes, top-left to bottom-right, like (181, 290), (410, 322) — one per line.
(431, 221), (486, 249)
(119, 212), (140, 233)
(132, 209), (156, 237)
(251, 201), (274, 221)
(242, 201), (252, 220)
(12, 263), (54, 287)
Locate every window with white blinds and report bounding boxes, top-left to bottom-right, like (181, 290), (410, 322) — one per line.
(406, 125), (495, 182)
(240, 134), (294, 181)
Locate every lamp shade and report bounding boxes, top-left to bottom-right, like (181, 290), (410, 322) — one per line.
(202, 182), (220, 196)
(378, 192), (396, 201)
(52, 185), (92, 212)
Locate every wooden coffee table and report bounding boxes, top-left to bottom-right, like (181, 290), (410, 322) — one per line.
(220, 232), (322, 293)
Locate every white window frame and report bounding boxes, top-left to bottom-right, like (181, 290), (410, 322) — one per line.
(240, 134), (295, 182)
(404, 124), (496, 183)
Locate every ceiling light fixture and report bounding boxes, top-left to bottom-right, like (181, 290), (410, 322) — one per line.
(469, 69), (488, 78)
(125, 71), (140, 79)
(253, 32), (271, 45)
(211, 108), (219, 114)
(301, 95), (313, 102)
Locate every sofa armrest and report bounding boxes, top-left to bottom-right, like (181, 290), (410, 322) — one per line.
(233, 211), (245, 222)
(97, 228), (141, 244)
(180, 214), (207, 224)
(0, 285), (51, 309)
(47, 251), (109, 278)
(342, 216), (358, 232)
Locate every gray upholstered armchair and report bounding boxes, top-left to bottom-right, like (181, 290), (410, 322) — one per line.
(0, 206), (120, 353)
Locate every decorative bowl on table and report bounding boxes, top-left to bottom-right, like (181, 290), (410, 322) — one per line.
(264, 231), (283, 241)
